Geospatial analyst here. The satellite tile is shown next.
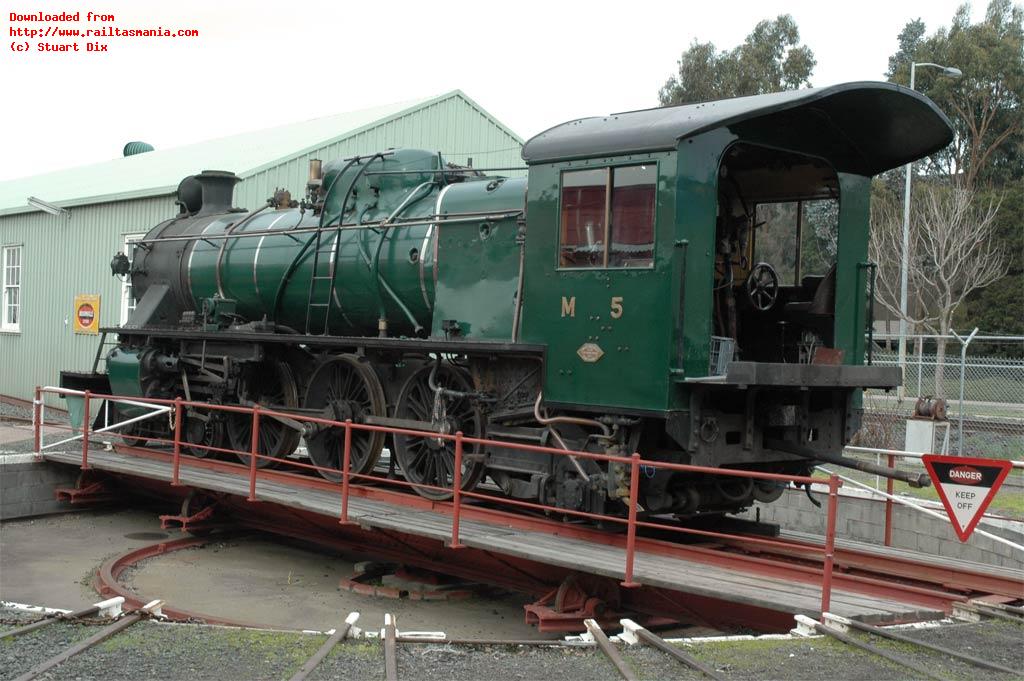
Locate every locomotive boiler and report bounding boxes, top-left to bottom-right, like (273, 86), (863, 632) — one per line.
(64, 82), (953, 517)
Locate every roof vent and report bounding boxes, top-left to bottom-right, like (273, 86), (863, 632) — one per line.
(123, 141), (155, 157)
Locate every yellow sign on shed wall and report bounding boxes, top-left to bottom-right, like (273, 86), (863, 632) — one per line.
(73, 294), (100, 335)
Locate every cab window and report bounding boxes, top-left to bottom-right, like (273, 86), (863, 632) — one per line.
(753, 199), (838, 285)
(559, 164), (655, 268)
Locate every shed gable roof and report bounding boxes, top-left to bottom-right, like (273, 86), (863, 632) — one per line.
(0, 91), (516, 216)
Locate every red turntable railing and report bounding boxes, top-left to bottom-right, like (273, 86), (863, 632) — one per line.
(34, 385), (843, 614)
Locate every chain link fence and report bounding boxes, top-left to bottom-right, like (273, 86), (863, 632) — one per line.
(860, 334), (1023, 458)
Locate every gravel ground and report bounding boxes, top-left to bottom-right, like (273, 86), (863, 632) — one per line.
(1, 397), (70, 455)
(896, 619), (1024, 675)
(381, 643), (696, 681)
(0, 436), (39, 455)
(3, 604), (1021, 681)
(0, 399), (68, 424)
(0, 619), (98, 680)
(0, 608), (48, 628)
(35, 624), (323, 681)
(0, 401), (33, 421)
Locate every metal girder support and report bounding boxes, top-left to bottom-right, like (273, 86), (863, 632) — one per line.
(523, 574), (678, 633)
(54, 474), (116, 506)
(159, 503), (217, 534)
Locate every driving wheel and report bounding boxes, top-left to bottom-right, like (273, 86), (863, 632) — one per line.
(303, 355), (387, 482)
(392, 364), (486, 501)
(183, 409), (226, 458)
(226, 360), (301, 468)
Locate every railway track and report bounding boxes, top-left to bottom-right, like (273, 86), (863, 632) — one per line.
(793, 608), (1023, 679)
(294, 606), (1024, 681)
(1, 598), (162, 681)
(4, 597), (1021, 680)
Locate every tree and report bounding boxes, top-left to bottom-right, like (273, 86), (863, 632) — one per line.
(870, 183), (1008, 394)
(881, 1), (1023, 339)
(659, 15), (816, 106)
(953, 183), (1024, 339)
(887, 19), (928, 78)
(889, 1), (1024, 189)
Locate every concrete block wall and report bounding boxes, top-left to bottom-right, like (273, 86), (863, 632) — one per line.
(0, 455), (78, 520)
(740, 488), (1023, 569)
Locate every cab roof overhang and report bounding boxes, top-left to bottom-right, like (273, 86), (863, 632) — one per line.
(521, 82), (955, 176)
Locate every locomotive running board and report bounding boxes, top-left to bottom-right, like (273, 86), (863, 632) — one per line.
(716, 362), (901, 389)
(99, 326), (547, 358)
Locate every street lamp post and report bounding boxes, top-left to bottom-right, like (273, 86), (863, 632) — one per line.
(898, 62), (962, 399)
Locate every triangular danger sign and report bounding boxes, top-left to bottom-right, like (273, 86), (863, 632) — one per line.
(922, 455), (1012, 542)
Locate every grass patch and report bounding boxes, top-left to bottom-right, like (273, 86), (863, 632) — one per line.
(891, 479), (1024, 518)
(98, 622), (324, 667)
(685, 636), (866, 668)
(329, 640), (380, 659)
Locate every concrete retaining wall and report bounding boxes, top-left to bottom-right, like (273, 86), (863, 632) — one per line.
(0, 455), (78, 520)
(740, 487), (1023, 569)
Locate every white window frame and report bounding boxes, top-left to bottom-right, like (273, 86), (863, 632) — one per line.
(2, 244), (22, 333)
(119, 233), (146, 325)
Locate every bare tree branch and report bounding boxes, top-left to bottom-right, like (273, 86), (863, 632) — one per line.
(870, 184), (1008, 394)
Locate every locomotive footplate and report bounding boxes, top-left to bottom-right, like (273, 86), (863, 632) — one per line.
(101, 327), (547, 359)
(699, 362), (901, 389)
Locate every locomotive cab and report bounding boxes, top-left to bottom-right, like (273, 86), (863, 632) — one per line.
(520, 82), (954, 513)
(714, 143), (840, 363)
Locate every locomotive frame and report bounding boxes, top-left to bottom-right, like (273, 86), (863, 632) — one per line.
(62, 82), (954, 519)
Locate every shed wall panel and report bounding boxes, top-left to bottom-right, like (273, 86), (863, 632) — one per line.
(0, 196), (177, 405)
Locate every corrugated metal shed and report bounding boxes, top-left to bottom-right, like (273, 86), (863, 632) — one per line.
(0, 91), (523, 403)
(0, 91), (522, 215)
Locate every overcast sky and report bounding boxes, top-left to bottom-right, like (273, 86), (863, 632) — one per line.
(1, 0), (981, 181)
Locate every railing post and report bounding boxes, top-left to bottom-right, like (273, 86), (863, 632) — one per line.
(33, 385), (42, 458)
(820, 474), (840, 615)
(339, 419), (353, 524)
(450, 431), (465, 549)
(171, 398), (183, 486)
(246, 404), (260, 502)
(621, 452), (641, 588)
(80, 391), (91, 470)
(884, 454), (894, 547)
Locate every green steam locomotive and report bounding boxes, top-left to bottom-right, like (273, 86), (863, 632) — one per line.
(63, 82), (952, 516)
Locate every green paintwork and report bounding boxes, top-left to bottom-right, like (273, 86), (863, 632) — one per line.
(184, 149), (525, 340)
(65, 395), (85, 431)
(188, 151), (445, 337)
(675, 130), (732, 388)
(106, 346), (145, 416)
(520, 120), (875, 414)
(430, 177), (526, 339)
(519, 153), (676, 412)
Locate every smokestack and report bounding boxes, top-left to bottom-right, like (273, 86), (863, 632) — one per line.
(193, 170), (240, 216)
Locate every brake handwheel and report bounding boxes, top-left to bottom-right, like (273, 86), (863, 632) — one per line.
(746, 262), (779, 311)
